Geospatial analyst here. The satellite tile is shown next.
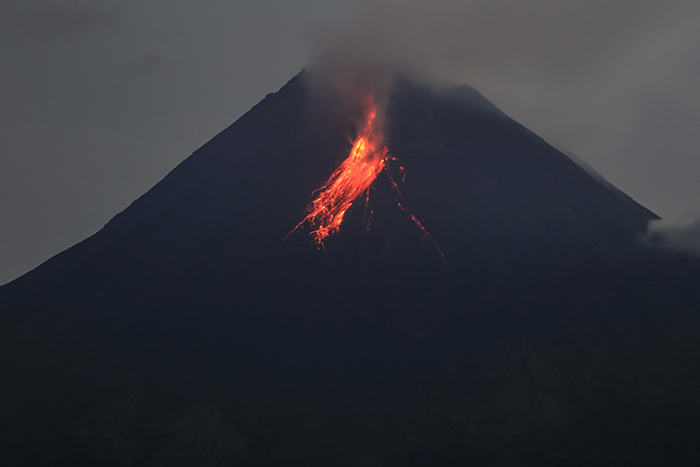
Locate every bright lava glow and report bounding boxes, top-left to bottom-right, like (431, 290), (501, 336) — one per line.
(290, 97), (388, 247)
(288, 95), (445, 262)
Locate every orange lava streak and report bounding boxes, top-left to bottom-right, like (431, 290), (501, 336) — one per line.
(390, 175), (447, 264)
(288, 96), (446, 263)
(291, 99), (389, 247)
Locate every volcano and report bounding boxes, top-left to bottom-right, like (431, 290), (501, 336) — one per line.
(2, 72), (700, 466)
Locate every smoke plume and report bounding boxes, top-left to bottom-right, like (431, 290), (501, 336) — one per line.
(305, 0), (694, 94)
(304, 0), (700, 218)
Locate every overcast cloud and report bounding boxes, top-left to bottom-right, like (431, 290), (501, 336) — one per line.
(1, 0), (699, 283)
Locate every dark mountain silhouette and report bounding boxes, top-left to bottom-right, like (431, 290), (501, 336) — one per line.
(2, 72), (700, 466)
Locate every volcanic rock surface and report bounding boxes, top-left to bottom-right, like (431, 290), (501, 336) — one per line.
(2, 72), (700, 466)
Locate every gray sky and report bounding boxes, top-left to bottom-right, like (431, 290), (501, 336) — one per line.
(2, 0), (699, 284)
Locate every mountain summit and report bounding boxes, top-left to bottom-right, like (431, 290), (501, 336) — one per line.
(1, 73), (699, 466)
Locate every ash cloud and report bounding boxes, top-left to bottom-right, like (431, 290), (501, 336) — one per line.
(305, 0), (689, 93)
(305, 0), (700, 218)
(643, 214), (700, 257)
(307, 1), (665, 77)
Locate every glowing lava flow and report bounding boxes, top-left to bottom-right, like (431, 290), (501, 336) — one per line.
(289, 96), (445, 262)
(290, 98), (389, 247)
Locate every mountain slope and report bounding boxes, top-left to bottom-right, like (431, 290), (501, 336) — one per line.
(1, 72), (700, 466)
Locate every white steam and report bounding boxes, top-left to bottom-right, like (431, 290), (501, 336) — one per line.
(643, 214), (700, 256)
(304, 0), (700, 218)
